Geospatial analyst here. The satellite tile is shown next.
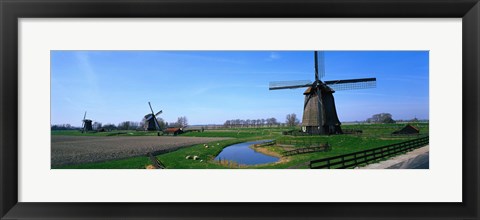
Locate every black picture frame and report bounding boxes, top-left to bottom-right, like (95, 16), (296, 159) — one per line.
(1, 0), (478, 219)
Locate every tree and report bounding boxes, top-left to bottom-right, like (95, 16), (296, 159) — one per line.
(176, 116), (188, 127)
(224, 120), (231, 128)
(286, 113), (300, 127)
(156, 117), (167, 130)
(51, 124), (75, 130)
(266, 117), (278, 127)
(118, 121), (130, 130)
(367, 113), (396, 124)
(118, 121), (140, 130)
(92, 122), (102, 130)
(103, 123), (117, 131)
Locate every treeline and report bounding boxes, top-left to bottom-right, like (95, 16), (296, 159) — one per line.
(51, 116), (190, 131)
(223, 113), (300, 128)
(366, 113), (396, 124)
(365, 113), (428, 124)
(223, 118), (280, 128)
(51, 124), (77, 130)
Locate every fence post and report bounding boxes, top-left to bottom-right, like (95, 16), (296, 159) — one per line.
(354, 153), (358, 167)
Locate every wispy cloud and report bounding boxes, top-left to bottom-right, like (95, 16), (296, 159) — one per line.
(381, 75), (429, 82)
(190, 83), (268, 96)
(75, 52), (105, 108)
(338, 91), (428, 100)
(161, 52), (246, 65)
(76, 52), (98, 87)
(267, 52), (281, 61)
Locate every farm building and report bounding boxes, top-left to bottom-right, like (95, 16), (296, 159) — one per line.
(183, 126), (204, 133)
(392, 124), (420, 135)
(164, 127), (183, 136)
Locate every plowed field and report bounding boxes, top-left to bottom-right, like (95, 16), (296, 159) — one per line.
(51, 136), (230, 167)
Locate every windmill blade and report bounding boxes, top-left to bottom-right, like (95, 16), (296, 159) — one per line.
(152, 115), (161, 131)
(325, 77), (376, 91)
(155, 110), (163, 117)
(148, 102), (155, 115)
(269, 80), (312, 90)
(314, 51), (325, 80)
(82, 111), (87, 133)
(145, 115), (153, 121)
(148, 102), (161, 134)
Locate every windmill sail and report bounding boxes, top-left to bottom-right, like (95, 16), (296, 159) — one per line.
(82, 111), (87, 133)
(315, 51), (326, 80)
(325, 77), (376, 91)
(269, 80), (312, 90)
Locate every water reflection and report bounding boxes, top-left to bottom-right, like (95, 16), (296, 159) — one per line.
(215, 140), (279, 165)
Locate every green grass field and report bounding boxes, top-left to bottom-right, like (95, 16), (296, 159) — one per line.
(54, 122), (428, 169)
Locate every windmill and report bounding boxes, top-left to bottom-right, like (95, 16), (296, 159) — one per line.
(269, 51), (377, 135)
(144, 102), (163, 136)
(81, 111), (93, 133)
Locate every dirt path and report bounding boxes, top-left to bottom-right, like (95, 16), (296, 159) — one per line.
(51, 136), (230, 167)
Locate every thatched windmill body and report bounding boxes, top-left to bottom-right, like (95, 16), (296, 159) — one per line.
(81, 111), (93, 133)
(143, 102), (163, 136)
(269, 51), (377, 135)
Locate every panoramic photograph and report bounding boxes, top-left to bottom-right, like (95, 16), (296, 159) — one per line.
(51, 51), (429, 169)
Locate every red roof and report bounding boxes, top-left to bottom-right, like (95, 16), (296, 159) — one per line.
(165, 127), (181, 132)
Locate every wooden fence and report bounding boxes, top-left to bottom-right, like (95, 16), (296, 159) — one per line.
(309, 136), (429, 169)
(282, 144), (331, 157)
(277, 138), (330, 147)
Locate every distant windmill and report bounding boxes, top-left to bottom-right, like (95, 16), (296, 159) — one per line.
(144, 102), (163, 136)
(81, 111), (93, 133)
(269, 51), (377, 135)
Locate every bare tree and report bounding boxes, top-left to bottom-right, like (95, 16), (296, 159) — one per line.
(266, 117), (278, 127)
(176, 116), (188, 127)
(224, 120), (231, 128)
(118, 121), (130, 130)
(286, 113), (300, 127)
(118, 121), (140, 130)
(157, 117), (167, 130)
(103, 124), (117, 131)
(92, 122), (102, 130)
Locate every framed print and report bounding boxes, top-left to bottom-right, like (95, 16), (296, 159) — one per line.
(1, 0), (479, 219)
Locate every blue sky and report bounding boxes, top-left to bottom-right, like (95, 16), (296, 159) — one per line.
(51, 51), (429, 126)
